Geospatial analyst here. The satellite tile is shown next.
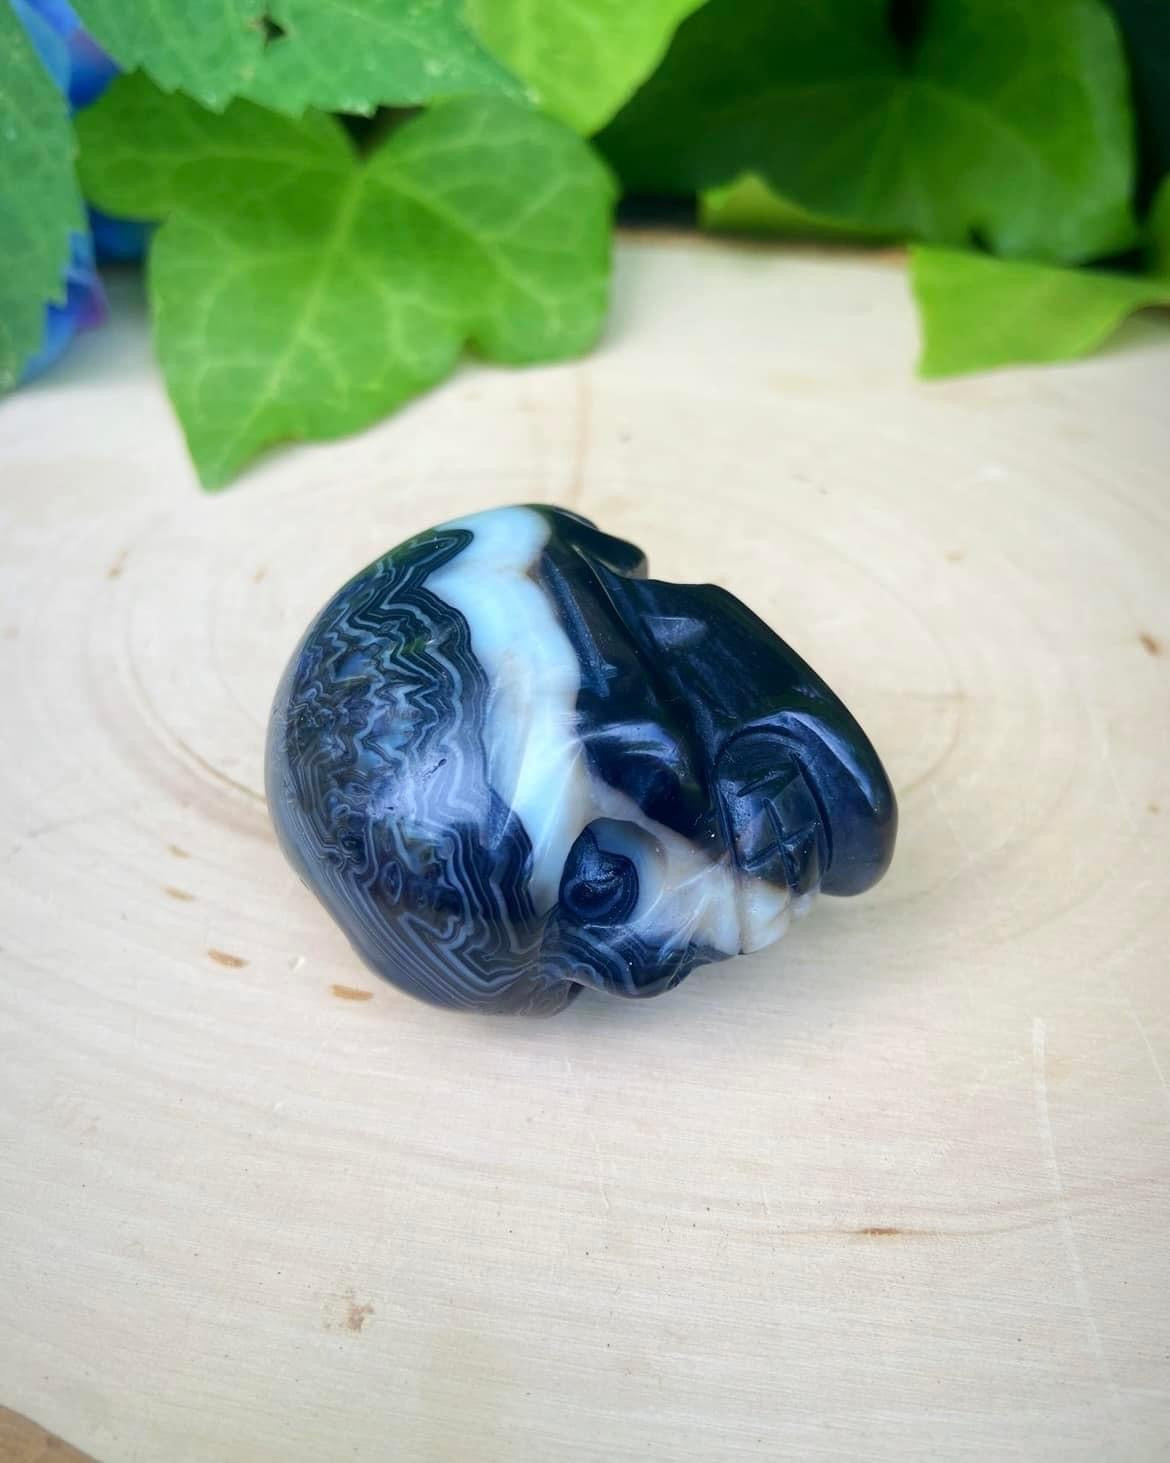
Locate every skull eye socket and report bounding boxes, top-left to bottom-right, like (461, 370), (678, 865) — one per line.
(715, 733), (828, 898)
(559, 822), (642, 926)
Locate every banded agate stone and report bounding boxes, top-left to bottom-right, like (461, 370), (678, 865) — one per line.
(266, 506), (896, 1014)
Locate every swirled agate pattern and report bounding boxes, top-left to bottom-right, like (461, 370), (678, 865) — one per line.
(267, 506), (896, 1014)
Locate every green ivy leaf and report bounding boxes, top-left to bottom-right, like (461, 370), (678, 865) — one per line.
(600, 0), (1137, 264)
(911, 244), (1170, 378)
(464, 0), (707, 134)
(70, 0), (519, 113)
(1153, 177), (1170, 276)
(77, 76), (615, 488)
(242, 0), (520, 114)
(701, 174), (890, 243)
(0, 1), (86, 389)
(69, 0), (265, 109)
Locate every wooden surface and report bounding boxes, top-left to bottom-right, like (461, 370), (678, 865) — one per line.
(1, 238), (1169, 1462)
(0, 1406), (94, 1462)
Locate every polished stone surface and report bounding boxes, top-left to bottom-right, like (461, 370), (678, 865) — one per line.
(266, 506), (896, 1013)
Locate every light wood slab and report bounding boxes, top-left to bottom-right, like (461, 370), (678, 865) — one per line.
(1, 239), (1168, 1462)
(0, 1405), (94, 1461)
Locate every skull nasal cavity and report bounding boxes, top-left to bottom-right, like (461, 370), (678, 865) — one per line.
(559, 824), (640, 925)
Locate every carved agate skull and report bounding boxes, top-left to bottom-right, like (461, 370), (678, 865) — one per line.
(267, 505), (896, 1014)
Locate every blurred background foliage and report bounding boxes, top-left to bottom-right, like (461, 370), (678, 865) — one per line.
(2, 0), (1167, 486)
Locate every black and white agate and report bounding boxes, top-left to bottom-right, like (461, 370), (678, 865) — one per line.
(266, 506), (896, 1015)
